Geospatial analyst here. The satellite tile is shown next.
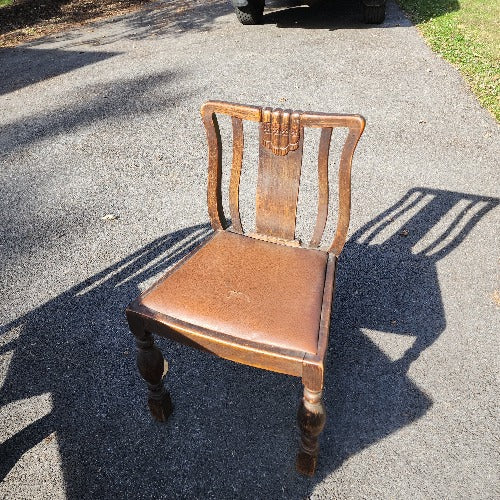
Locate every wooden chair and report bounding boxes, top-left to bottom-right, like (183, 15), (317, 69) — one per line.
(126, 101), (365, 475)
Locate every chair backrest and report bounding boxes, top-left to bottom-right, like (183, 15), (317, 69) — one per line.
(201, 100), (365, 256)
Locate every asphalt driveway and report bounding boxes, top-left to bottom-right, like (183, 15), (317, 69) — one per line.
(0, 1), (498, 498)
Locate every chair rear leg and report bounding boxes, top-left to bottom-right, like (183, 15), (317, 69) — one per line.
(134, 330), (173, 422)
(296, 386), (326, 476)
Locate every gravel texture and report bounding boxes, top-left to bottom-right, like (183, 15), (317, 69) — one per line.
(0, 1), (498, 498)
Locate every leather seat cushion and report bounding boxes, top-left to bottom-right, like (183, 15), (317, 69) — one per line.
(140, 231), (328, 354)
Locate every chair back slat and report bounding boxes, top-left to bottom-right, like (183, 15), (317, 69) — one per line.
(310, 127), (332, 247)
(202, 111), (226, 230)
(255, 111), (304, 241)
(229, 117), (244, 233)
(329, 127), (364, 254)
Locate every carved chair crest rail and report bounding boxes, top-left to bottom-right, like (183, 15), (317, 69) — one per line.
(126, 100), (365, 475)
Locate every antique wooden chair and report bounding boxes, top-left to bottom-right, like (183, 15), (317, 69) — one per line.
(126, 100), (365, 475)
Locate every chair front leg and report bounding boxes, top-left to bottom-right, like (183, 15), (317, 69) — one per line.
(134, 330), (173, 422)
(296, 386), (326, 476)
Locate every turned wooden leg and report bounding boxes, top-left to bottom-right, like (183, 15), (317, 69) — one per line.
(296, 386), (326, 476)
(135, 331), (173, 422)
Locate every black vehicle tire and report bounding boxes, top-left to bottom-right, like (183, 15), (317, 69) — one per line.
(234, 0), (265, 25)
(363, 3), (386, 24)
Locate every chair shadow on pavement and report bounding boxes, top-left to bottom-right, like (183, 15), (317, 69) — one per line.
(0, 188), (497, 498)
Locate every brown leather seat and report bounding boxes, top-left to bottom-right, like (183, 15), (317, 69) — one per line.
(140, 231), (328, 355)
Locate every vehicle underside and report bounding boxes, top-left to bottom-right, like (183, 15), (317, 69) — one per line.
(230, 0), (387, 25)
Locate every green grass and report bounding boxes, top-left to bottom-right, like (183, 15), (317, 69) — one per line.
(398, 0), (499, 121)
(0, 0), (13, 7)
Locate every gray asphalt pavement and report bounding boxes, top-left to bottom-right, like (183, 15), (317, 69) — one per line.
(1, 0), (499, 498)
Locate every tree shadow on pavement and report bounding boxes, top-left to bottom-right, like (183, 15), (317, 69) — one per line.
(0, 0), (147, 35)
(0, 47), (121, 96)
(0, 188), (497, 498)
(0, 68), (191, 156)
(34, 0), (233, 48)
